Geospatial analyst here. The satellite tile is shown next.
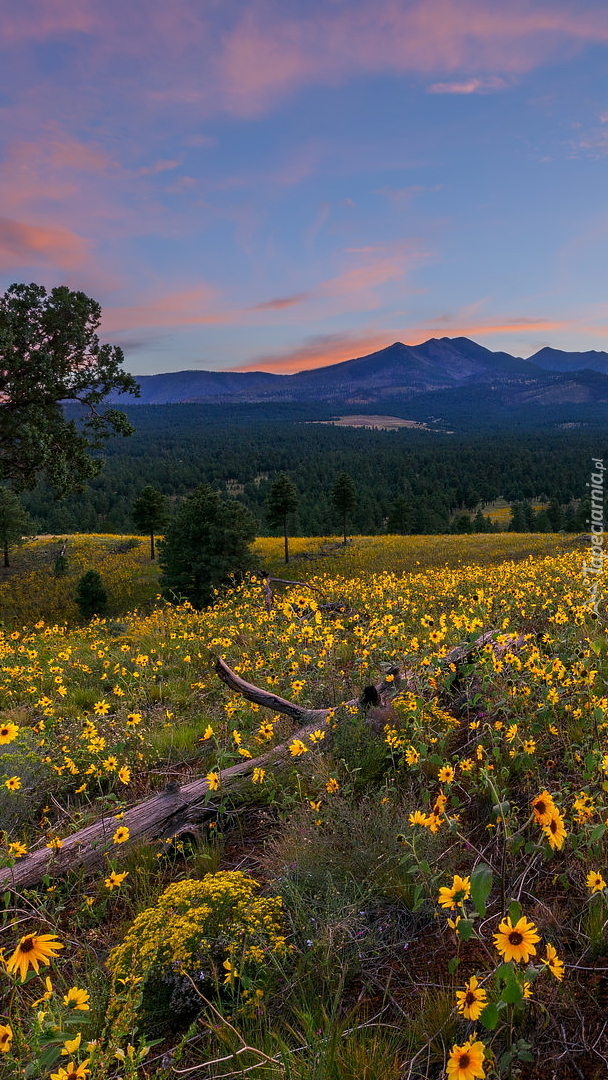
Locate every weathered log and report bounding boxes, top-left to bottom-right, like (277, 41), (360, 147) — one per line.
(1, 633), (507, 892)
(0, 659), (393, 892)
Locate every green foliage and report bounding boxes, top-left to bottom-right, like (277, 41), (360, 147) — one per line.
(131, 485), (168, 559)
(0, 282), (138, 494)
(0, 487), (35, 567)
(75, 568), (108, 619)
(266, 473), (299, 563)
(159, 483), (258, 607)
(331, 471), (356, 542)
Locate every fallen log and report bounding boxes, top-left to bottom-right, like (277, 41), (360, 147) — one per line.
(1, 632), (511, 892)
(0, 660), (394, 892)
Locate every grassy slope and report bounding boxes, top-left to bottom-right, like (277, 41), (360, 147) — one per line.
(0, 532), (606, 1079)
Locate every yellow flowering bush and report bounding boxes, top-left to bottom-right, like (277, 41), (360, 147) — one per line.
(107, 871), (288, 1028)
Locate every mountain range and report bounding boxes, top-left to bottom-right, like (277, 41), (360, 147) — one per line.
(117, 337), (608, 415)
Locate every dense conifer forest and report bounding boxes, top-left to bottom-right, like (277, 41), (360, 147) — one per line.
(22, 404), (608, 536)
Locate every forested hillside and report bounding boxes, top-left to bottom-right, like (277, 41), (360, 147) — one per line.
(22, 405), (608, 536)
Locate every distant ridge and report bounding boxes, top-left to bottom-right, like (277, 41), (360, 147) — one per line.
(117, 336), (608, 408)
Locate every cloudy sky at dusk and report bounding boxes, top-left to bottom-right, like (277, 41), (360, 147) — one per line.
(2, 0), (608, 375)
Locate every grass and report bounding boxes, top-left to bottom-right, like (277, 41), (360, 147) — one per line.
(0, 531), (606, 1079)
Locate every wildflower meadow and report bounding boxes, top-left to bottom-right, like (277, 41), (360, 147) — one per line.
(0, 532), (607, 1079)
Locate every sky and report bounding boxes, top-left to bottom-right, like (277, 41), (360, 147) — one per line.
(2, 0), (608, 376)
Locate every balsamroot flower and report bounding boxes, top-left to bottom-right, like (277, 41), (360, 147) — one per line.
(493, 915), (540, 963)
(586, 870), (607, 893)
(455, 975), (488, 1020)
(0, 1024), (13, 1053)
(531, 790), (555, 825)
(542, 809), (567, 851)
(6, 932), (63, 981)
(542, 942), (565, 980)
(63, 987), (90, 1011)
(438, 874), (471, 910)
(446, 1037), (486, 1080)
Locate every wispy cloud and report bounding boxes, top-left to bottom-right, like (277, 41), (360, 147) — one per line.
(428, 76), (509, 94)
(0, 217), (90, 271)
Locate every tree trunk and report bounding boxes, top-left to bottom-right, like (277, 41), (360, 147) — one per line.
(4, 542), (9, 568)
(283, 516), (289, 563)
(150, 531), (155, 560)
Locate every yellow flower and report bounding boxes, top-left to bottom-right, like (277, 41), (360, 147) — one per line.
(308, 729), (326, 743)
(6, 932), (64, 981)
(531, 790), (555, 826)
(542, 942), (565, 981)
(222, 958), (239, 985)
(4, 775), (21, 791)
(50, 1062), (90, 1080)
(586, 870), (607, 893)
(493, 915), (540, 963)
(105, 871), (129, 889)
(446, 1037), (486, 1080)
(118, 766), (131, 784)
(0, 722), (19, 744)
(31, 975), (54, 1006)
(325, 778), (340, 793)
(0, 1024), (13, 1053)
(251, 768), (266, 784)
(455, 976), (488, 1021)
(63, 987), (90, 1011)
(438, 874), (471, 910)
(112, 826), (130, 845)
(438, 765), (455, 784)
(404, 746), (420, 765)
(93, 700), (110, 716)
(61, 1032), (82, 1055)
(542, 809), (567, 851)
(126, 712), (142, 725)
(202, 725), (214, 740)
(7, 840), (27, 858)
(206, 771), (220, 791)
(288, 739), (309, 756)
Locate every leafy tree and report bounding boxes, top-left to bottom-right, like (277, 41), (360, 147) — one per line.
(266, 474), (298, 563)
(0, 282), (139, 494)
(75, 569), (108, 619)
(159, 484), (258, 609)
(132, 485), (168, 559)
(332, 472), (356, 543)
(387, 496), (413, 535)
(0, 486), (35, 567)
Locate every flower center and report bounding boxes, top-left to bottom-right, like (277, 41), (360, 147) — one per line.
(535, 800), (546, 814)
(20, 937), (35, 953)
(464, 991), (476, 1005)
(458, 1053), (471, 1068)
(550, 819), (557, 833)
(508, 931), (523, 945)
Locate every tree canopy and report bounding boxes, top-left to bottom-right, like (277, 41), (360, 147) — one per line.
(0, 282), (139, 494)
(132, 485), (168, 560)
(159, 485), (258, 609)
(266, 474), (298, 563)
(0, 487), (35, 567)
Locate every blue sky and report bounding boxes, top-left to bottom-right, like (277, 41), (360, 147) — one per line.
(2, 0), (608, 374)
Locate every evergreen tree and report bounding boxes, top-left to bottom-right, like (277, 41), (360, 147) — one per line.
(132, 485), (168, 559)
(266, 474), (298, 563)
(387, 496), (413, 534)
(0, 282), (138, 493)
(332, 471), (356, 543)
(159, 484), (258, 608)
(75, 570), (108, 619)
(0, 487), (35, 568)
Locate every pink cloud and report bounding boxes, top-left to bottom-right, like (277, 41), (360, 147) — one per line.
(253, 293), (310, 310)
(232, 331), (394, 373)
(0, 217), (90, 270)
(427, 76), (509, 93)
(101, 284), (226, 333)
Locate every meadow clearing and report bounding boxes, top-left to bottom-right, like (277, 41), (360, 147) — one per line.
(0, 532), (606, 1080)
